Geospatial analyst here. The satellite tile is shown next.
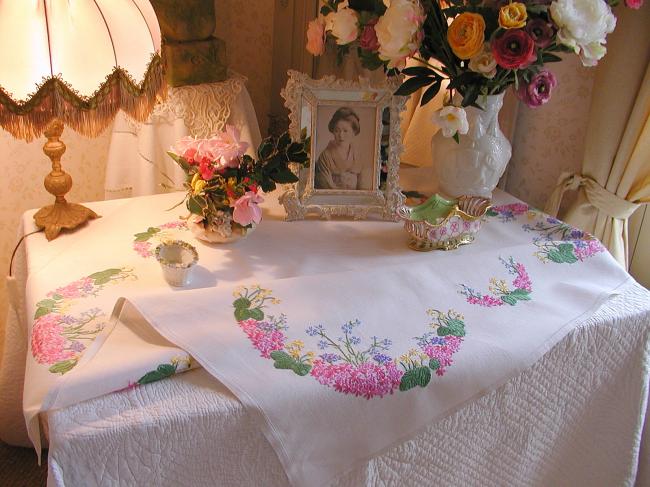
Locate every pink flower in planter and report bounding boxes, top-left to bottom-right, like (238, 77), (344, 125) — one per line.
(232, 191), (264, 226)
(31, 314), (74, 364)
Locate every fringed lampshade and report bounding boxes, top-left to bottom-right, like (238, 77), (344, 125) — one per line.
(0, 0), (166, 240)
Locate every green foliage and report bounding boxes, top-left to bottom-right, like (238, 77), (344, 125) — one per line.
(399, 366), (432, 391)
(137, 363), (178, 385)
(547, 243), (579, 264)
(270, 351), (312, 376)
(437, 318), (465, 337)
(88, 268), (123, 285)
(49, 359), (77, 375)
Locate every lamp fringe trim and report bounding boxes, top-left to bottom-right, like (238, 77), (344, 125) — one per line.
(0, 54), (167, 142)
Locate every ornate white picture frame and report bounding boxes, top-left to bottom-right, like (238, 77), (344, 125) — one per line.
(279, 70), (406, 221)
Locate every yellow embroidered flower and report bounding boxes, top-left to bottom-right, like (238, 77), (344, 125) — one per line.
(286, 340), (305, 360)
(447, 12), (485, 60)
(304, 351), (315, 365)
(499, 2), (527, 29)
(489, 278), (509, 295)
(272, 298), (281, 305)
(232, 286), (245, 297)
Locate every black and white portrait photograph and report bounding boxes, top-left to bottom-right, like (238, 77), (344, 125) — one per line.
(313, 104), (377, 191)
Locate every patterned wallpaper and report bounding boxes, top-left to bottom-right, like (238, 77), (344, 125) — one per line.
(506, 55), (596, 210)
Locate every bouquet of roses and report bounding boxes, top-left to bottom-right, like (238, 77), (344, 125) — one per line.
(168, 127), (309, 240)
(307, 0), (641, 138)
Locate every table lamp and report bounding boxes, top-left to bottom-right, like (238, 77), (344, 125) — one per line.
(0, 0), (166, 240)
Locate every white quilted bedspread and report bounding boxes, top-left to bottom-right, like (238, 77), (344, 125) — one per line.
(47, 281), (650, 487)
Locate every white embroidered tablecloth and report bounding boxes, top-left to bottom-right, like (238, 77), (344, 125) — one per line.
(1, 186), (643, 486)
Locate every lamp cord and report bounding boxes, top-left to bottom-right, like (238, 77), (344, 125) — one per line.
(9, 229), (44, 277)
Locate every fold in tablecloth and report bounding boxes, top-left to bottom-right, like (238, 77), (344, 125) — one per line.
(44, 238), (631, 487)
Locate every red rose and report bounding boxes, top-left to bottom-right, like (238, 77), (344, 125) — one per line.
(491, 29), (536, 70)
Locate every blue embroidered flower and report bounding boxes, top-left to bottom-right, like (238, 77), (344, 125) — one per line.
(306, 324), (324, 336)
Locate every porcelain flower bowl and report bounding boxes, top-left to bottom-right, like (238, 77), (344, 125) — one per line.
(397, 194), (491, 251)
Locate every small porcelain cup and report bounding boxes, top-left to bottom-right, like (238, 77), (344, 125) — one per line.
(154, 240), (199, 287)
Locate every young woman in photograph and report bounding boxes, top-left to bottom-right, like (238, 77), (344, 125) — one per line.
(315, 107), (372, 190)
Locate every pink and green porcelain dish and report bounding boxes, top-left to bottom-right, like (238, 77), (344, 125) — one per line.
(397, 194), (491, 251)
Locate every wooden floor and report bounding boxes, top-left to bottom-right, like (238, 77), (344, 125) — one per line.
(0, 441), (47, 487)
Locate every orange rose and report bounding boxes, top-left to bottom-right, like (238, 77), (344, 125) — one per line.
(499, 2), (528, 29)
(447, 13), (485, 60)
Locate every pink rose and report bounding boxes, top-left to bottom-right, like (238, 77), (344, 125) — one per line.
(359, 19), (380, 52)
(211, 125), (249, 169)
(625, 0), (643, 8)
(306, 17), (326, 56)
(174, 136), (200, 164)
(232, 190), (264, 226)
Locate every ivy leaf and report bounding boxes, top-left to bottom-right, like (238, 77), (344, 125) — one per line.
(137, 363), (178, 385)
(257, 139), (274, 160)
(234, 307), (251, 322)
(277, 132), (291, 152)
(49, 359), (78, 375)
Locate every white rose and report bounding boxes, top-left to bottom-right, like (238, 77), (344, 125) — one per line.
(550, 0), (616, 67)
(468, 44), (497, 79)
(325, 5), (359, 45)
(375, 0), (424, 69)
(434, 106), (469, 138)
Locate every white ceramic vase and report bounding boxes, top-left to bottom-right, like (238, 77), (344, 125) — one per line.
(432, 93), (512, 199)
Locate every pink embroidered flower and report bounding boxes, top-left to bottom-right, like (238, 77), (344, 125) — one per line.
(159, 221), (187, 230)
(424, 336), (463, 375)
(48, 277), (94, 299)
(310, 360), (403, 399)
(512, 263), (532, 291)
(574, 239), (605, 261)
(467, 295), (504, 307)
(133, 241), (153, 258)
(493, 202), (529, 216)
(239, 319), (285, 358)
(232, 190), (264, 226)
(31, 314), (75, 364)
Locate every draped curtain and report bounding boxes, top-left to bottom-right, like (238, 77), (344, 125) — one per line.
(545, 6), (650, 268)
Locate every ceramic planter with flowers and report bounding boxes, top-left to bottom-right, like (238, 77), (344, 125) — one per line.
(167, 127), (309, 243)
(307, 0), (642, 198)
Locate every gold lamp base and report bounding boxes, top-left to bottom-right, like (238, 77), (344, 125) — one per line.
(34, 201), (99, 241)
(34, 119), (100, 241)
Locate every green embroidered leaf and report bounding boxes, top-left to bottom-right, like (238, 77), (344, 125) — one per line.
(399, 368), (419, 391)
(501, 295), (518, 306)
(35, 299), (57, 311)
(49, 359), (77, 375)
(134, 231), (154, 242)
(234, 307), (251, 322)
(547, 246), (579, 264)
(137, 363), (178, 385)
(510, 288), (532, 300)
(290, 362), (312, 376)
(248, 308), (264, 321)
(437, 319), (465, 337)
(429, 358), (441, 371)
(415, 366), (431, 387)
(270, 351), (296, 370)
(486, 208), (498, 217)
(147, 227), (161, 234)
(233, 297), (251, 309)
(50, 293), (64, 301)
(89, 269), (122, 285)
(34, 307), (52, 319)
